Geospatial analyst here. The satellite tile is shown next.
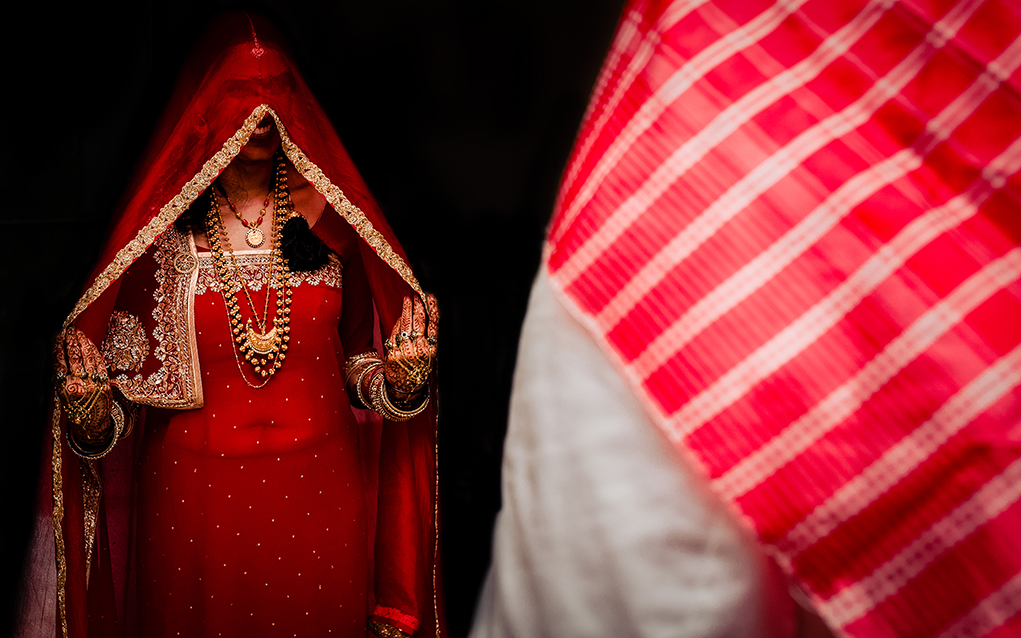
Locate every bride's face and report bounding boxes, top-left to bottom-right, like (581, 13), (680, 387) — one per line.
(237, 115), (281, 162)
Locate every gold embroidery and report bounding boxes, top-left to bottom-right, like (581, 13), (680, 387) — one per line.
(432, 408), (441, 638)
(64, 103), (424, 330)
(81, 461), (102, 585)
(174, 252), (198, 274)
(49, 390), (68, 638)
(64, 102), (422, 332)
(113, 227), (203, 409)
(102, 311), (150, 373)
(195, 251), (342, 295)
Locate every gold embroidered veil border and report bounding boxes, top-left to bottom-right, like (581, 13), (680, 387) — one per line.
(51, 104), (427, 638)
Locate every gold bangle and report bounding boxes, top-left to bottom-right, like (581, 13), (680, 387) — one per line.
(368, 371), (429, 422)
(381, 382), (429, 420)
(355, 362), (383, 410)
(111, 385), (138, 439)
(368, 620), (411, 638)
(344, 350), (381, 378)
(67, 409), (121, 460)
(368, 369), (387, 414)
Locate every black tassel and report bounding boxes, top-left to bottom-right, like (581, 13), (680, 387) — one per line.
(281, 215), (331, 272)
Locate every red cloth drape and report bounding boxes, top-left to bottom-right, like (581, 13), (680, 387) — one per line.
(547, 1), (1021, 636)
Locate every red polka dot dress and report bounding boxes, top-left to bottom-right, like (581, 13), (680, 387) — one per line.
(136, 235), (374, 637)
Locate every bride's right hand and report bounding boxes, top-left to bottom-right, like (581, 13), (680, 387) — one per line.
(54, 326), (113, 446)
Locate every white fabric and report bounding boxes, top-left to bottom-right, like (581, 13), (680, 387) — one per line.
(470, 269), (764, 638)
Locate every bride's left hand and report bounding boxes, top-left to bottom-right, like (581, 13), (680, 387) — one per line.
(384, 294), (438, 395)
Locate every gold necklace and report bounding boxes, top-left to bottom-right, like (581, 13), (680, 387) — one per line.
(217, 184), (271, 248)
(205, 155), (294, 387)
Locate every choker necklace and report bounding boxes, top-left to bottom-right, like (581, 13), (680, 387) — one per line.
(217, 185), (271, 248)
(206, 154), (295, 387)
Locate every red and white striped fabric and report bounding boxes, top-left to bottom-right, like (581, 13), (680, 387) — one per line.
(545, 0), (1021, 636)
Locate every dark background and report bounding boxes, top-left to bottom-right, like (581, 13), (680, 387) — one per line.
(2, 1), (624, 636)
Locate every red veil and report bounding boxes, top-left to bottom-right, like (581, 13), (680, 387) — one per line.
(45, 12), (441, 638)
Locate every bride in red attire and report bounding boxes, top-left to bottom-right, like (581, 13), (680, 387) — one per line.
(26, 12), (441, 638)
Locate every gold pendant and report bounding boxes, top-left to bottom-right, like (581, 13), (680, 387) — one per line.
(245, 227), (265, 248)
(246, 322), (278, 354)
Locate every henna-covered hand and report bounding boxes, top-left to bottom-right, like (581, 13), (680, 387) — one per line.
(55, 326), (114, 449)
(383, 294), (439, 396)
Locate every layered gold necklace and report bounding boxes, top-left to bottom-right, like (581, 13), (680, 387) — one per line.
(205, 154), (294, 388)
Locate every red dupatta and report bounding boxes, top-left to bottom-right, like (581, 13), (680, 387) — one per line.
(547, 1), (1021, 636)
(48, 12), (441, 638)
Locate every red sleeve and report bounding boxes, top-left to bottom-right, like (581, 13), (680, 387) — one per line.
(322, 210), (374, 358)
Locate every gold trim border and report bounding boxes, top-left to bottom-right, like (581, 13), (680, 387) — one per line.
(64, 103), (423, 328)
(81, 461), (102, 585)
(432, 394), (441, 638)
(50, 390), (68, 638)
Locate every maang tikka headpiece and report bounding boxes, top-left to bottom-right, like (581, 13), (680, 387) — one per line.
(247, 13), (265, 59)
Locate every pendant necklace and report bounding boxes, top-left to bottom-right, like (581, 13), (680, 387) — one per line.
(217, 183), (271, 248)
(206, 154), (295, 387)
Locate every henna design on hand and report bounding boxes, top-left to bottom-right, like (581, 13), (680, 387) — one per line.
(55, 326), (114, 450)
(384, 294), (439, 396)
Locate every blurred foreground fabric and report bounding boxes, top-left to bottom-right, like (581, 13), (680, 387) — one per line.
(473, 0), (1021, 636)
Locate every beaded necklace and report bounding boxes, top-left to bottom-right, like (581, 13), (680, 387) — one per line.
(217, 183), (270, 248)
(205, 154), (294, 388)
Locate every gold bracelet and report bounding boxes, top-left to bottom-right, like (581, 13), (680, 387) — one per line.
(111, 385), (138, 439)
(380, 382), (429, 421)
(368, 620), (411, 638)
(344, 350), (381, 378)
(355, 362), (383, 410)
(368, 371), (429, 422)
(67, 408), (122, 460)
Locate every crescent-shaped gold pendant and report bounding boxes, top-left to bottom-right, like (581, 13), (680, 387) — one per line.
(246, 325), (278, 354)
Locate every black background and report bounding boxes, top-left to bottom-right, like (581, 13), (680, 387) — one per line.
(2, 1), (624, 636)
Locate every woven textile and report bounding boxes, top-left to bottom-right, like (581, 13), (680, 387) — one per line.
(545, 1), (1021, 636)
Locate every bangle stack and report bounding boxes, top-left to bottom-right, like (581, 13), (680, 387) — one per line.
(65, 387), (138, 460)
(356, 361), (383, 410)
(67, 402), (121, 460)
(345, 351), (382, 409)
(344, 351), (430, 421)
(368, 367), (429, 422)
